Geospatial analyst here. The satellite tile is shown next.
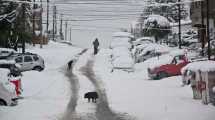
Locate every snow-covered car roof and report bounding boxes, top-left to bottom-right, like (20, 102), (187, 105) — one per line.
(0, 48), (16, 52)
(146, 49), (185, 69)
(133, 37), (154, 45)
(136, 43), (171, 55)
(181, 60), (215, 74)
(110, 38), (131, 49)
(0, 59), (15, 64)
(138, 44), (170, 56)
(112, 47), (131, 59)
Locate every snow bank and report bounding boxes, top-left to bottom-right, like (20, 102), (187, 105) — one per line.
(0, 68), (10, 82)
(110, 37), (131, 49)
(112, 55), (134, 69)
(112, 47), (131, 59)
(181, 61), (215, 74)
(144, 14), (170, 27)
(111, 47), (134, 70)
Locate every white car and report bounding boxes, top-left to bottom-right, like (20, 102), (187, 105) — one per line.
(0, 48), (16, 59)
(0, 68), (18, 106)
(7, 53), (45, 72)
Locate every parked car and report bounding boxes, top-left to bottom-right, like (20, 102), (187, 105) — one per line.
(132, 37), (154, 46)
(134, 43), (170, 63)
(147, 50), (189, 80)
(0, 48), (16, 59)
(0, 68), (18, 106)
(7, 52), (45, 72)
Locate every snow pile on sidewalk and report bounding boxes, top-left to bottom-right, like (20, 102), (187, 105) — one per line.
(182, 60), (215, 73)
(110, 32), (134, 71)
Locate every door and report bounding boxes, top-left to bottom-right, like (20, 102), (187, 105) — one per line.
(174, 55), (188, 74)
(22, 55), (34, 71)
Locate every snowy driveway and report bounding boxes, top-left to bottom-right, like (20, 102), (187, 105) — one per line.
(62, 50), (135, 120)
(0, 42), (215, 120)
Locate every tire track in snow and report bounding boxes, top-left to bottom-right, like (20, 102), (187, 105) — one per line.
(62, 49), (136, 120)
(62, 49), (92, 120)
(80, 59), (136, 120)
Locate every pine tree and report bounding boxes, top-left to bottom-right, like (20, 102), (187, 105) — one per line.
(141, 0), (189, 22)
(0, 0), (32, 49)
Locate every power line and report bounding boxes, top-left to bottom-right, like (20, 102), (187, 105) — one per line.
(2, 0), (204, 7)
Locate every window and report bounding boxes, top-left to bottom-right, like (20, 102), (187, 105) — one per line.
(24, 56), (33, 62)
(15, 57), (22, 63)
(33, 55), (39, 61)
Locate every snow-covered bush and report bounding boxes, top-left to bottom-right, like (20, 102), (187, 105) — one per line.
(143, 15), (171, 43)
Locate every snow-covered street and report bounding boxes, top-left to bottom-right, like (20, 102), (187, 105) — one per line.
(1, 42), (215, 120)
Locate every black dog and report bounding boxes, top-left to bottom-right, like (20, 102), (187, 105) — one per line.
(84, 92), (98, 103)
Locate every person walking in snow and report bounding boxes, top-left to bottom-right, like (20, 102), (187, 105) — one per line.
(93, 38), (99, 55)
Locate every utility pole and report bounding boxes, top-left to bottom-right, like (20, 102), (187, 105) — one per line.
(70, 27), (72, 42)
(46, 0), (49, 39)
(40, 0), (43, 48)
(60, 14), (63, 40)
(22, 3), (26, 53)
(206, 0), (211, 59)
(201, 1), (205, 56)
(33, 0), (36, 46)
(52, 5), (56, 41)
(178, 0), (182, 49)
(65, 21), (68, 41)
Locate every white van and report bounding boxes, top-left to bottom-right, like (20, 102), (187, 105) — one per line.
(0, 68), (18, 106)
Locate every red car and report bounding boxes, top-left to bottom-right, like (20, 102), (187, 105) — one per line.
(147, 52), (189, 80)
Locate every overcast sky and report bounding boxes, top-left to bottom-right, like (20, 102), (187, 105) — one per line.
(44, 0), (145, 48)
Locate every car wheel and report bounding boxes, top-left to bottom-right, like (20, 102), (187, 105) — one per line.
(157, 72), (168, 80)
(0, 99), (7, 106)
(33, 66), (43, 72)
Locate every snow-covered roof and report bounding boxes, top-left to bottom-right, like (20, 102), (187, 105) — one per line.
(146, 54), (174, 69)
(144, 14), (170, 27)
(112, 32), (134, 38)
(146, 49), (185, 69)
(0, 48), (15, 52)
(181, 61), (215, 74)
(0, 60), (15, 64)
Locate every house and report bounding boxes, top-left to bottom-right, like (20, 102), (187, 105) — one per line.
(32, 5), (48, 45)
